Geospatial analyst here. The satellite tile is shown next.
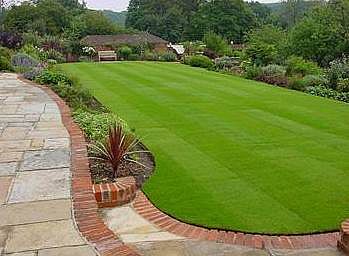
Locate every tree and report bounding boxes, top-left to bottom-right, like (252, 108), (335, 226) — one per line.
(245, 24), (286, 65)
(248, 1), (272, 25)
(203, 32), (229, 57)
(126, 0), (207, 42)
(275, 0), (324, 29)
(287, 4), (348, 65)
(80, 10), (123, 36)
(188, 0), (256, 43)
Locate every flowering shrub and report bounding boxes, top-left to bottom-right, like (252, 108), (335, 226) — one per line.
(11, 53), (39, 71)
(325, 57), (349, 89)
(82, 46), (96, 57)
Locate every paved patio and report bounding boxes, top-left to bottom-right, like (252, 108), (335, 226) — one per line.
(0, 73), (96, 256)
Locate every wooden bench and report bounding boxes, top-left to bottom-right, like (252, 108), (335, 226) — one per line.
(98, 51), (117, 61)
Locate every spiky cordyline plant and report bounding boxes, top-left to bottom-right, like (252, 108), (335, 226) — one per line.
(91, 122), (149, 179)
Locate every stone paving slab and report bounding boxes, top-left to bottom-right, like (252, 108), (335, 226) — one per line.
(0, 199), (71, 226)
(0, 162), (16, 176)
(8, 168), (70, 203)
(5, 252), (36, 256)
(37, 245), (97, 256)
(19, 149), (70, 171)
(0, 177), (12, 204)
(131, 240), (269, 256)
(0, 152), (23, 163)
(4, 220), (85, 253)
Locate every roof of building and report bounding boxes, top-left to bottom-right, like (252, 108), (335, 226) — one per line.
(81, 32), (169, 47)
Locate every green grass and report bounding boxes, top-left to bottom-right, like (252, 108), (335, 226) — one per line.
(61, 62), (349, 235)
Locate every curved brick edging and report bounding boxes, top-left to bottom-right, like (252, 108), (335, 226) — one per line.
(93, 177), (137, 208)
(133, 192), (339, 250)
(21, 77), (140, 256)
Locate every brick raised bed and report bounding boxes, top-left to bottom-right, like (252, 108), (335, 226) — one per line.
(93, 177), (137, 208)
(133, 192), (340, 250)
(23, 77), (140, 256)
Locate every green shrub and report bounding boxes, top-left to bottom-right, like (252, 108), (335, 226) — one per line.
(0, 46), (12, 60)
(118, 46), (132, 60)
(143, 51), (158, 61)
(337, 78), (349, 93)
(0, 56), (12, 71)
(203, 32), (230, 57)
(286, 56), (322, 76)
(301, 75), (328, 88)
(159, 52), (177, 62)
(72, 109), (125, 142)
(288, 77), (307, 91)
(243, 64), (262, 79)
(35, 70), (71, 85)
(36, 69), (105, 111)
(128, 54), (141, 61)
(20, 44), (41, 60)
(187, 55), (213, 69)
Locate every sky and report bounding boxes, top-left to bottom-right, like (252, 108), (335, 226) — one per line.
(84, 0), (281, 12)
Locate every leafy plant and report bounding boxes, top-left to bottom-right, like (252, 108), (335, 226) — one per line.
(128, 54), (141, 61)
(243, 64), (262, 80)
(91, 122), (148, 179)
(0, 56), (12, 71)
(159, 52), (177, 62)
(203, 32), (230, 57)
(301, 75), (328, 88)
(286, 56), (322, 76)
(143, 51), (158, 61)
(186, 55), (213, 69)
(306, 86), (349, 103)
(118, 46), (132, 60)
(73, 109), (124, 142)
(35, 70), (71, 85)
(337, 78), (349, 93)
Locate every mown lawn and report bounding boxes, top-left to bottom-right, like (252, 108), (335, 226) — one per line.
(61, 62), (349, 234)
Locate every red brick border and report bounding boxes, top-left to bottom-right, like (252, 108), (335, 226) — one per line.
(21, 77), (140, 256)
(133, 192), (339, 250)
(93, 177), (137, 208)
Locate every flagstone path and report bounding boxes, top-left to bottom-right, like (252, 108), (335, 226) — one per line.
(0, 73), (96, 256)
